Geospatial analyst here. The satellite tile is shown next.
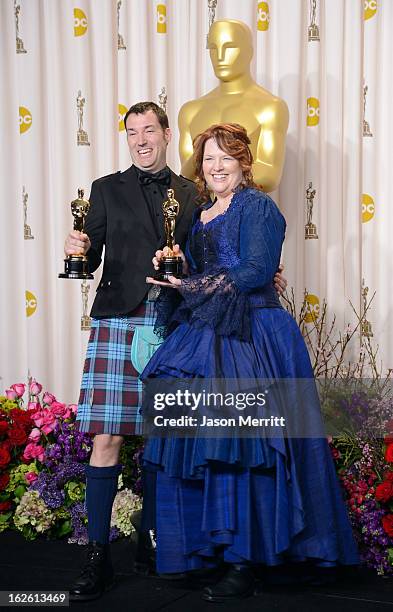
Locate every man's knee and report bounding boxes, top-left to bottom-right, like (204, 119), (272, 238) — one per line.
(90, 434), (123, 465)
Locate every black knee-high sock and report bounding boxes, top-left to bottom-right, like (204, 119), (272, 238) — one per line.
(85, 464), (122, 544)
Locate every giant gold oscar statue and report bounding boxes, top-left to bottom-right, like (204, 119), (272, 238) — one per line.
(179, 19), (289, 192)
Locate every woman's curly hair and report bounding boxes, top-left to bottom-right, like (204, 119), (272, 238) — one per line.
(192, 123), (260, 202)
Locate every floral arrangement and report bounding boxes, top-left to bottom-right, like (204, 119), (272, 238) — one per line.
(329, 395), (393, 575)
(0, 381), (142, 543)
(283, 288), (393, 575)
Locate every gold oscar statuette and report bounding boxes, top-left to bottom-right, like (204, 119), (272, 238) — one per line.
(308, 0), (320, 42)
(361, 281), (373, 338)
(80, 280), (92, 330)
(59, 189), (93, 280)
(363, 84), (373, 138)
(117, 0), (126, 50)
(154, 189), (183, 280)
(76, 90), (90, 146)
(305, 181), (318, 239)
(23, 186), (34, 240)
(178, 19), (289, 192)
(15, 1), (27, 54)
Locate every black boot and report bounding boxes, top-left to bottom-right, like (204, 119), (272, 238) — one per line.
(69, 541), (114, 601)
(202, 565), (255, 603)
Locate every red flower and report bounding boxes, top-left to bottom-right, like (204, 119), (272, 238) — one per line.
(7, 426), (28, 447)
(0, 421), (8, 436)
(0, 446), (11, 468)
(10, 409), (32, 430)
(0, 472), (10, 490)
(382, 514), (393, 537)
(0, 500), (12, 514)
(384, 434), (393, 446)
(384, 470), (393, 482)
(385, 444), (393, 463)
(375, 481), (393, 503)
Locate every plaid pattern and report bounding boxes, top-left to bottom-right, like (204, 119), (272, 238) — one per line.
(76, 301), (157, 435)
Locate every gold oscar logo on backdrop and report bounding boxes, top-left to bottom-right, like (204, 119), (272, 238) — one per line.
(307, 97), (320, 126)
(257, 2), (270, 31)
(19, 106), (32, 134)
(14, 1), (27, 54)
(74, 8), (88, 36)
(361, 279), (373, 338)
(206, 0), (218, 47)
(117, 0), (126, 50)
(25, 290), (37, 317)
(363, 84), (373, 137)
(362, 194), (375, 223)
(81, 280), (91, 331)
(305, 182), (318, 239)
(157, 4), (167, 34)
(304, 293), (320, 323)
(76, 90), (90, 146)
(118, 103), (128, 131)
(308, 0), (320, 41)
(23, 186), (34, 240)
(158, 87), (167, 113)
(364, 0), (377, 20)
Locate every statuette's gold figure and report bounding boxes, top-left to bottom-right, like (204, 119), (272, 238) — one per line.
(305, 182), (318, 239)
(162, 189), (180, 253)
(117, 0), (126, 50)
(14, 0), (27, 53)
(71, 189), (90, 232)
(179, 19), (289, 192)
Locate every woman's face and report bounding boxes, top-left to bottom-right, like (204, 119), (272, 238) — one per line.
(202, 138), (243, 199)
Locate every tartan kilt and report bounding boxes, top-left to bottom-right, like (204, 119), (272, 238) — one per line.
(76, 301), (159, 436)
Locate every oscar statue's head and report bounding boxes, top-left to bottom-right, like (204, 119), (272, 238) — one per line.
(207, 20), (253, 83)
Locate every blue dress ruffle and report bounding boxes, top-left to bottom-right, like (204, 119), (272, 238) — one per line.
(141, 188), (359, 573)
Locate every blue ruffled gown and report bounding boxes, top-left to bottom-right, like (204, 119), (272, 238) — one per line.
(141, 188), (358, 574)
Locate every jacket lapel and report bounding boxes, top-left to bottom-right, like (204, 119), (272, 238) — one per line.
(169, 171), (194, 227)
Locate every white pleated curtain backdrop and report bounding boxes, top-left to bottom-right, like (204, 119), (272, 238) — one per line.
(0, 0), (392, 402)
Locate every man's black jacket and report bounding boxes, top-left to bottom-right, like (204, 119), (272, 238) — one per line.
(84, 165), (198, 317)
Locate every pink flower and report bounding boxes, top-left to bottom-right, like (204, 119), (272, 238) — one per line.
(5, 389), (17, 400)
(42, 392), (56, 406)
(50, 402), (68, 419)
(69, 404), (78, 415)
(10, 383), (26, 398)
(25, 471), (38, 484)
(28, 428), (41, 443)
(29, 379), (42, 396)
(41, 411), (56, 435)
(31, 410), (46, 428)
(28, 401), (41, 411)
(23, 442), (45, 463)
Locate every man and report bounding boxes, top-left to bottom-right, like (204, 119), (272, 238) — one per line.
(65, 101), (287, 601)
(65, 101), (198, 601)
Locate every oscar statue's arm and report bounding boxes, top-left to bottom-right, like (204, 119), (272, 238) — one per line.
(254, 99), (289, 192)
(178, 102), (197, 179)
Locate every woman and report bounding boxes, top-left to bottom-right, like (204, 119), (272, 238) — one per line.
(141, 123), (358, 602)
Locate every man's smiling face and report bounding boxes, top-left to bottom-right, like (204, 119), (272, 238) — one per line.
(126, 110), (171, 173)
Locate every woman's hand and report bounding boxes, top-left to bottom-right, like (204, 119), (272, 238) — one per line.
(146, 275), (182, 288)
(274, 263), (288, 295)
(147, 245), (185, 288)
(152, 244), (188, 275)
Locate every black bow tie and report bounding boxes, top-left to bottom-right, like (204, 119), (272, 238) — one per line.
(136, 167), (171, 186)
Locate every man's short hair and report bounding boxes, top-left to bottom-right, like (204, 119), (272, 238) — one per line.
(124, 101), (169, 131)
